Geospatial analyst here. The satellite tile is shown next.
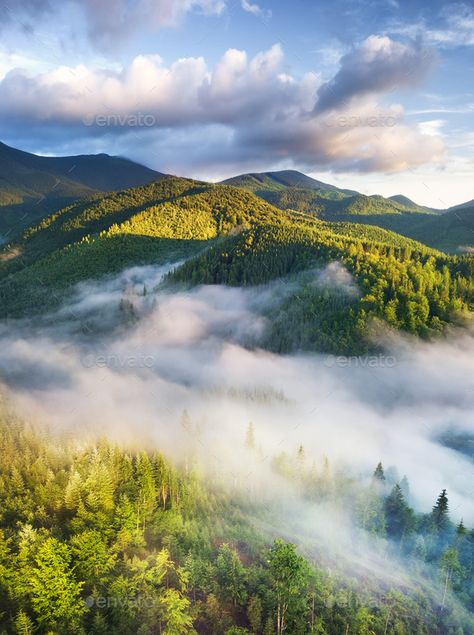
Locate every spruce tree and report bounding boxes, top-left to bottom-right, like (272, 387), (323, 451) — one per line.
(384, 484), (414, 539)
(432, 489), (450, 531)
(297, 444), (305, 465)
(373, 462), (385, 482)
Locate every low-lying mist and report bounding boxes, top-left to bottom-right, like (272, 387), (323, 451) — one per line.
(0, 260), (473, 532)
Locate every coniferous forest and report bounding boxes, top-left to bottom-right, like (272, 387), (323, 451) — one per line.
(1, 407), (474, 634)
(1, 1), (474, 632)
(0, 165), (471, 635)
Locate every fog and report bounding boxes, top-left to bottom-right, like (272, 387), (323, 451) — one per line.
(0, 260), (473, 531)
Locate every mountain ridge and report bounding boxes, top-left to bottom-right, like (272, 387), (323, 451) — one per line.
(0, 141), (165, 239)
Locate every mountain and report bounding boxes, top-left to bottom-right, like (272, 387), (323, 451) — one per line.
(0, 141), (164, 240)
(221, 169), (474, 252)
(0, 172), (473, 635)
(388, 194), (438, 214)
(221, 169), (357, 195)
(0, 176), (471, 356)
(332, 206), (474, 253)
(221, 170), (440, 217)
(450, 198), (474, 211)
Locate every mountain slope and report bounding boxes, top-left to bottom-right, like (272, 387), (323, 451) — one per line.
(388, 194), (438, 214)
(221, 169), (356, 195)
(450, 198), (474, 211)
(334, 206), (474, 253)
(222, 170), (474, 253)
(0, 141), (164, 240)
(0, 176), (471, 356)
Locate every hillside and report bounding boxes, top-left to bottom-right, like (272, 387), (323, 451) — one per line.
(0, 176), (472, 355)
(388, 194), (438, 214)
(333, 207), (474, 254)
(222, 170), (474, 253)
(0, 168), (473, 635)
(450, 199), (474, 211)
(221, 169), (356, 195)
(0, 142), (164, 240)
(1, 409), (473, 634)
(220, 170), (435, 214)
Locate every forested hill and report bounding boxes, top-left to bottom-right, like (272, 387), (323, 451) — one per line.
(220, 170), (357, 195)
(0, 142), (164, 239)
(221, 170), (474, 253)
(0, 176), (472, 355)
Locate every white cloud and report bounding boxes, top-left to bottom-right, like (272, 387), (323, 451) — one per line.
(418, 119), (446, 136)
(0, 40), (445, 175)
(387, 3), (474, 48)
(241, 0), (271, 19)
(2, 0), (227, 46)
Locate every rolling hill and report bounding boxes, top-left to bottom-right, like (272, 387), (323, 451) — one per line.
(0, 176), (472, 356)
(222, 169), (474, 253)
(0, 141), (164, 240)
(221, 169), (357, 195)
(2, 143), (472, 255)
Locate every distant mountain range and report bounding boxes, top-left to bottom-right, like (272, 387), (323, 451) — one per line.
(220, 170), (473, 252)
(0, 142), (473, 253)
(0, 141), (164, 239)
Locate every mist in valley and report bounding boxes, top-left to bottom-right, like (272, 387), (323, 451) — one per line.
(0, 260), (473, 605)
(0, 260), (472, 506)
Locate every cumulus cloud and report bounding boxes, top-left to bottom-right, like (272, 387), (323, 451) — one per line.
(0, 38), (444, 174)
(315, 36), (435, 113)
(0, 44), (298, 127)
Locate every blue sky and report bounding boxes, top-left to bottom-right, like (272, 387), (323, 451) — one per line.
(0, 0), (473, 206)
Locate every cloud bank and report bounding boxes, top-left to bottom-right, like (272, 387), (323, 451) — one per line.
(0, 37), (444, 175)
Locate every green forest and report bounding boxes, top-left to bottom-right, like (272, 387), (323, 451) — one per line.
(0, 177), (472, 356)
(0, 408), (473, 635)
(0, 170), (473, 634)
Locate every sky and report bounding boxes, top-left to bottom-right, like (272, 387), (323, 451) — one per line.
(0, 0), (473, 207)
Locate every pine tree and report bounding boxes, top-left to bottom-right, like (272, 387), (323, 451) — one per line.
(384, 484), (414, 539)
(373, 462), (385, 482)
(400, 475), (410, 500)
(216, 544), (247, 607)
(30, 537), (86, 627)
(268, 540), (309, 635)
(432, 489), (450, 531)
(247, 595), (263, 633)
(14, 610), (34, 635)
(456, 520), (466, 538)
